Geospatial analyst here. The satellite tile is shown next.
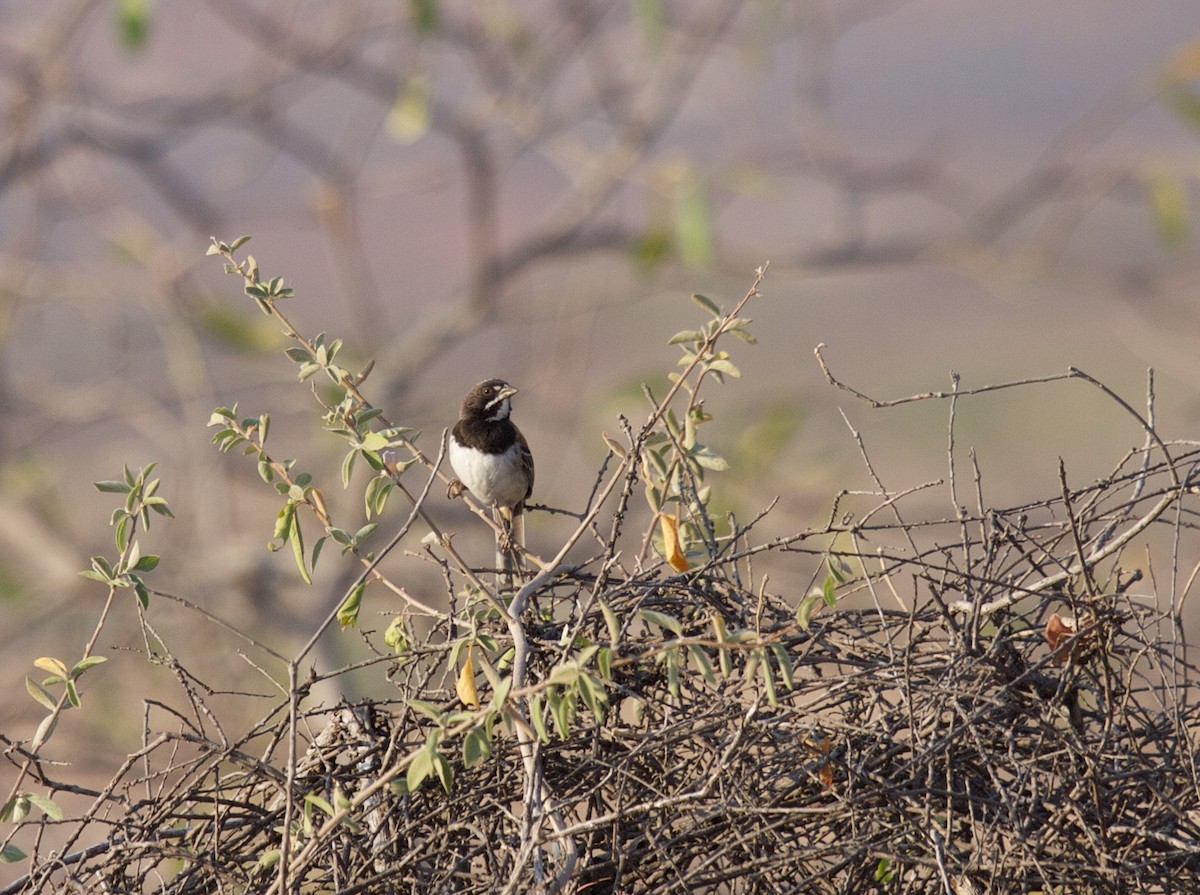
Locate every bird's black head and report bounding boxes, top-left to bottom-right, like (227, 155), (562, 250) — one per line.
(461, 379), (518, 422)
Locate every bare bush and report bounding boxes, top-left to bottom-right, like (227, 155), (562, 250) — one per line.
(3, 256), (1199, 895)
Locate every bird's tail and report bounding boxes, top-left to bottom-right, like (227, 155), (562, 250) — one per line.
(494, 506), (525, 591)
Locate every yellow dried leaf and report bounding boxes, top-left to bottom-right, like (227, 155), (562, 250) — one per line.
(456, 649), (479, 709)
(601, 432), (628, 459)
(659, 513), (690, 572)
(309, 487), (328, 519)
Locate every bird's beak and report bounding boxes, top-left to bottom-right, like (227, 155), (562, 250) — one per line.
(498, 385), (518, 400)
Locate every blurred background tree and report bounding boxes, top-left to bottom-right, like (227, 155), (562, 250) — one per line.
(2, 0), (1199, 775)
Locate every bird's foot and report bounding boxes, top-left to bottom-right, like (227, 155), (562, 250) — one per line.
(447, 478), (467, 500)
(498, 529), (515, 554)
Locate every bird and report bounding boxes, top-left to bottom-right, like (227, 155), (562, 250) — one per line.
(447, 379), (534, 579)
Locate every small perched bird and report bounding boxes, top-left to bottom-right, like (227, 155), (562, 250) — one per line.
(447, 379), (534, 577)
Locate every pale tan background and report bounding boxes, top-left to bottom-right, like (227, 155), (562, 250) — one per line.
(2, 0), (1199, 808)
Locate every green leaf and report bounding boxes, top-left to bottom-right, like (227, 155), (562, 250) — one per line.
(273, 502), (295, 541)
(31, 714), (57, 752)
(490, 672), (513, 711)
(147, 497), (172, 518)
(2, 843), (28, 862)
(411, 0), (440, 33)
(549, 689), (572, 738)
(366, 475), (394, 518)
(115, 0), (154, 52)
(530, 693), (549, 743)
(574, 644), (602, 669)
(289, 513), (311, 585)
(631, 0), (665, 46)
(304, 793), (335, 818)
(196, 302), (281, 353)
(360, 431), (391, 451)
(1162, 84), (1200, 133)
(407, 699), (444, 723)
(689, 293), (720, 315)
(94, 480), (131, 494)
(7, 795), (30, 823)
(1148, 169), (1190, 249)
(338, 582), (365, 628)
(462, 727), (491, 768)
(384, 617), (410, 655)
(668, 329), (704, 346)
(115, 515), (130, 553)
(706, 358), (741, 378)
(689, 645), (716, 683)
(356, 406), (385, 426)
(433, 752), (454, 793)
(638, 609), (682, 636)
(675, 173), (714, 269)
(133, 554), (160, 572)
(691, 446), (729, 471)
(577, 673), (607, 719)
(796, 592), (821, 631)
(822, 575), (838, 608)
(133, 575), (150, 609)
(597, 647), (612, 680)
(759, 650), (778, 706)
(70, 656), (107, 678)
(712, 615), (733, 677)
(25, 677), (56, 711)
(600, 599), (621, 643)
(632, 228), (673, 269)
(25, 792), (63, 821)
(407, 747), (433, 792)
(770, 644), (795, 689)
(546, 662), (581, 688)
(874, 857), (894, 883)
(826, 554), (849, 584)
(666, 649), (681, 699)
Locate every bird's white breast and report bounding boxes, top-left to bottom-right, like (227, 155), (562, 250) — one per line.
(449, 438), (527, 509)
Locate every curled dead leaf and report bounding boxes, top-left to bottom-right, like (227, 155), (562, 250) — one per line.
(659, 513), (690, 572)
(803, 733), (834, 789)
(1045, 612), (1095, 665)
(601, 432), (628, 459)
(456, 647), (479, 708)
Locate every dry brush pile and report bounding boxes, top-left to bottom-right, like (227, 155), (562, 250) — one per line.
(3, 252), (1200, 894)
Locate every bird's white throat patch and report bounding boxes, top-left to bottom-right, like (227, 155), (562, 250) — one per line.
(486, 397), (511, 421)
